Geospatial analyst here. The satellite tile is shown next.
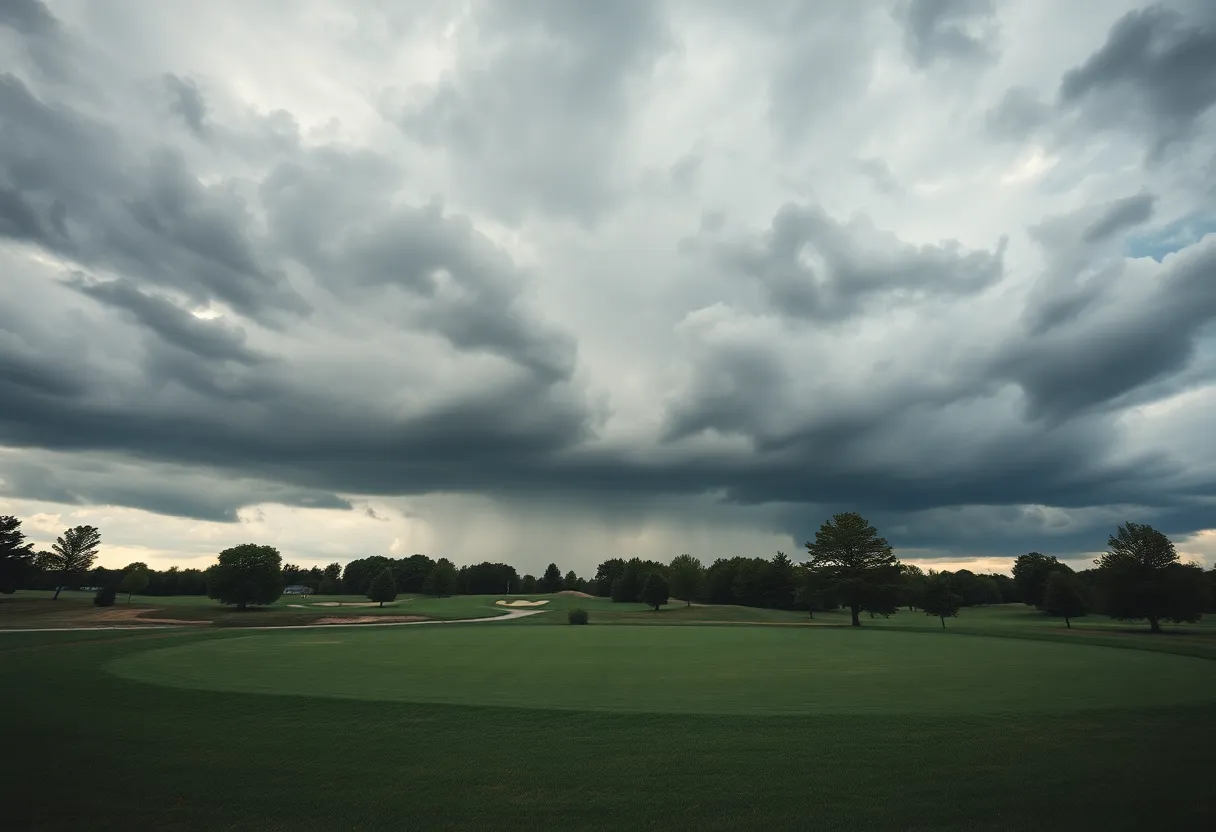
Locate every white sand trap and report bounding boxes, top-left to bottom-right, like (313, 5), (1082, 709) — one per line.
(495, 599), (550, 607)
(287, 604), (306, 608)
(312, 601), (388, 608)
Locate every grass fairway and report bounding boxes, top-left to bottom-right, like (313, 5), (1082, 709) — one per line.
(110, 625), (1216, 715)
(3, 610), (1216, 831)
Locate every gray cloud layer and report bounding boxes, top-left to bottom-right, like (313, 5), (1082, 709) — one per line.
(1, 0), (1215, 564)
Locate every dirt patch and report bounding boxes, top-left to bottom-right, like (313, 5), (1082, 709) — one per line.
(92, 608), (210, 626)
(495, 599), (549, 607)
(554, 590), (594, 598)
(312, 615), (426, 625)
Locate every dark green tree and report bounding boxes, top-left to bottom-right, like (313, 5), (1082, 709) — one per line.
(0, 515), (35, 594)
(118, 566), (150, 602)
(540, 563), (563, 594)
(1043, 570), (1086, 628)
(920, 572), (962, 629)
(422, 558), (458, 597)
(593, 558), (626, 597)
(93, 585), (117, 607)
(563, 570), (580, 591)
(611, 558), (645, 603)
(323, 562), (342, 582)
(367, 568), (398, 607)
(206, 544), (283, 610)
(668, 553), (704, 606)
(1012, 553), (1072, 609)
(318, 576), (340, 594)
(1097, 523), (1207, 632)
(47, 525), (102, 600)
(521, 574), (538, 593)
(900, 564), (928, 611)
(641, 572), (669, 611)
(804, 512), (902, 626)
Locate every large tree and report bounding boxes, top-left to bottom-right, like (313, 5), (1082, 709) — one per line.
(422, 558), (458, 597)
(1043, 570), (1086, 629)
(539, 562), (563, 594)
(0, 515), (35, 594)
(118, 566), (151, 602)
(611, 558), (645, 603)
(1012, 553), (1072, 609)
(47, 525), (102, 600)
(641, 572), (669, 611)
(804, 512), (902, 626)
(668, 554), (704, 607)
(1097, 523), (1207, 633)
(920, 572), (962, 629)
(207, 544), (283, 610)
(593, 558), (626, 597)
(367, 568), (398, 607)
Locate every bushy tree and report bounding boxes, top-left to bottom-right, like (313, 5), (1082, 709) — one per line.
(668, 554), (704, 606)
(47, 525), (102, 600)
(563, 570), (580, 591)
(323, 563), (342, 582)
(540, 563), (563, 594)
(0, 515), (35, 594)
(900, 564), (927, 611)
(521, 574), (538, 593)
(611, 558), (645, 603)
(593, 558), (626, 597)
(118, 566), (150, 602)
(422, 558), (458, 597)
(920, 572), (962, 629)
(367, 568), (398, 607)
(93, 585), (117, 607)
(1097, 523), (1207, 632)
(1043, 570), (1086, 628)
(641, 573), (669, 611)
(805, 512), (902, 626)
(207, 544), (283, 610)
(1012, 553), (1071, 609)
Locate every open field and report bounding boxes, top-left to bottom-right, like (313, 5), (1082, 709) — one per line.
(2, 601), (1215, 830)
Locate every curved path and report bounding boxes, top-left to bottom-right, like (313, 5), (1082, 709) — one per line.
(0, 607), (547, 633)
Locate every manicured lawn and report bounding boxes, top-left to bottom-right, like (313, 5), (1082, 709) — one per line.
(110, 624), (1216, 715)
(2, 604), (1215, 831)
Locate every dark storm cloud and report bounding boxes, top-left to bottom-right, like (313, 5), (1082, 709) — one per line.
(0, 450), (351, 522)
(898, 0), (1000, 67)
(0, 0), (55, 36)
(718, 202), (1007, 321)
(65, 274), (265, 365)
(1082, 192), (1156, 243)
(391, 0), (671, 224)
(164, 73), (209, 138)
(0, 73), (306, 319)
(997, 236), (1216, 420)
(1057, 3), (1216, 156)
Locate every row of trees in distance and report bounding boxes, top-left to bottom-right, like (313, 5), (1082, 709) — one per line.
(3, 513), (1214, 629)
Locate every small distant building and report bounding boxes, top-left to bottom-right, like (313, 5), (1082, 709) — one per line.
(283, 585), (313, 596)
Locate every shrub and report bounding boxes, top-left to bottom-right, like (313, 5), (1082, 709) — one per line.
(93, 585), (117, 607)
(567, 608), (589, 625)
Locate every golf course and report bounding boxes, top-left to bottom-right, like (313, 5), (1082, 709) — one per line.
(3, 594), (1214, 831)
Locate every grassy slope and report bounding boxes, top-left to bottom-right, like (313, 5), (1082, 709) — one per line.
(2, 611), (1215, 831)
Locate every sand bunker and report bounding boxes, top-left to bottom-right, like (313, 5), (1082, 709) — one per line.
(495, 599), (550, 607)
(311, 601), (393, 608)
(313, 615), (426, 625)
(554, 590), (594, 598)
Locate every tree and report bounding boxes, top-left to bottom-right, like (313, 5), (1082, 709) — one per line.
(367, 568), (398, 607)
(563, 570), (580, 591)
(900, 564), (927, 611)
(47, 525), (102, 600)
(540, 563), (563, 594)
(804, 512), (902, 626)
(118, 566), (150, 602)
(422, 558), (458, 597)
(593, 558), (626, 597)
(0, 515), (35, 594)
(641, 572), (669, 611)
(318, 576), (340, 594)
(668, 554), (704, 606)
(521, 574), (538, 593)
(1012, 553), (1072, 609)
(206, 544), (283, 610)
(1097, 523), (1207, 632)
(920, 572), (962, 628)
(1043, 570), (1086, 628)
(611, 558), (645, 603)
(323, 562), (342, 582)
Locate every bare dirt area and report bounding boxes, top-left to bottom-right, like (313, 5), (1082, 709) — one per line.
(312, 615), (426, 625)
(554, 590), (594, 598)
(93, 608), (211, 626)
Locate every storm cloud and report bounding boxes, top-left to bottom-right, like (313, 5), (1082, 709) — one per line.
(1, 0), (1214, 573)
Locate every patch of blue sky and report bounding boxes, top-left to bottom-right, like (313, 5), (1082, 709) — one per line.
(1125, 212), (1216, 262)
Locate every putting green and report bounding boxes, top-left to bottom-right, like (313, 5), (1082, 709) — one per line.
(109, 625), (1216, 715)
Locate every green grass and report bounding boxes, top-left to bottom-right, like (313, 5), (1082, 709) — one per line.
(3, 602), (1215, 830)
(110, 624), (1216, 715)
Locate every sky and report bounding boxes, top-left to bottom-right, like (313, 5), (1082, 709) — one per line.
(1, 0), (1215, 578)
